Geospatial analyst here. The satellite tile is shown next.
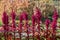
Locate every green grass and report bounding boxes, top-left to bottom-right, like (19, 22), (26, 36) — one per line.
(57, 18), (60, 22)
(0, 21), (2, 26)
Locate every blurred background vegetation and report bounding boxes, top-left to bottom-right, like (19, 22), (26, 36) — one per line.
(0, 0), (60, 26)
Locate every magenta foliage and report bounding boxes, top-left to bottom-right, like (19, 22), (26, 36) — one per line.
(11, 10), (16, 20)
(19, 11), (29, 40)
(19, 13), (23, 23)
(51, 19), (57, 33)
(32, 15), (35, 40)
(51, 21), (57, 28)
(22, 11), (28, 20)
(32, 7), (42, 40)
(19, 13), (23, 40)
(22, 11), (28, 25)
(19, 11), (28, 29)
(51, 20), (57, 40)
(52, 9), (58, 20)
(22, 11), (29, 40)
(36, 7), (42, 40)
(2, 12), (9, 24)
(51, 9), (58, 39)
(35, 7), (42, 21)
(45, 18), (50, 30)
(19, 13), (23, 29)
(32, 15), (36, 26)
(52, 9), (58, 31)
(11, 10), (16, 29)
(2, 11), (9, 31)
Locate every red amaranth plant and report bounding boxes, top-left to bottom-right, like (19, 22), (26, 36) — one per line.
(2, 12), (9, 24)
(52, 8), (59, 20)
(32, 14), (36, 40)
(22, 11), (29, 40)
(22, 11), (28, 20)
(52, 8), (58, 33)
(31, 7), (42, 40)
(19, 11), (29, 40)
(19, 13), (23, 40)
(11, 9), (16, 40)
(45, 18), (51, 40)
(11, 9), (16, 29)
(2, 11), (9, 40)
(34, 7), (42, 40)
(2, 12), (9, 30)
(51, 20), (57, 40)
(36, 10), (42, 40)
(35, 7), (42, 21)
(51, 8), (58, 40)
(45, 18), (50, 30)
